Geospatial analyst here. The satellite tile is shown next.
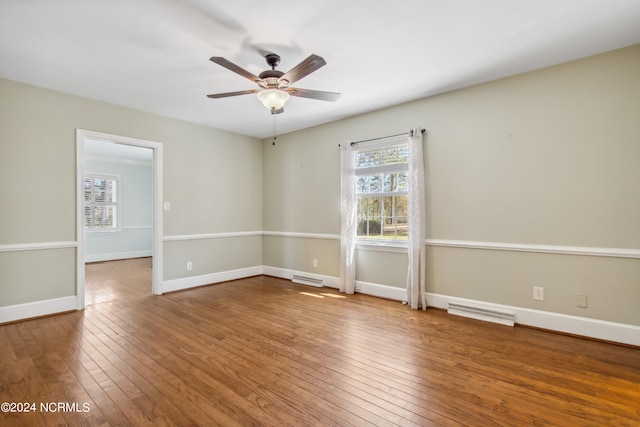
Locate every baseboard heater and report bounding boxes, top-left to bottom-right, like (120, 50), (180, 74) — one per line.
(292, 275), (323, 288)
(447, 303), (515, 327)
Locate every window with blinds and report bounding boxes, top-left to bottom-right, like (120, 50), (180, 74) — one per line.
(84, 174), (119, 231)
(355, 141), (409, 241)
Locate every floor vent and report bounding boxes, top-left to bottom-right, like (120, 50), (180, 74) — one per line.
(447, 303), (515, 327)
(292, 275), (323, 288)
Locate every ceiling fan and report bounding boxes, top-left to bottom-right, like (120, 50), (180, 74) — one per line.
(207, 53), (340, 114)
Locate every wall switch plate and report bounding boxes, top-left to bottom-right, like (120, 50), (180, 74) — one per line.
(164, 202), (171, 211)
(533, 286), (544, 301)
(312, 259), (318, 268)
(576, 293), (588, 308)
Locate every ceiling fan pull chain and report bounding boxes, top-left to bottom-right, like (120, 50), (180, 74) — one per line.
(272, 114), (277, 145)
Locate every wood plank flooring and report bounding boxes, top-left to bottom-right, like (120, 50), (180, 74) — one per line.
(85, 258), (152, 306)
(1, 262), (639, 426)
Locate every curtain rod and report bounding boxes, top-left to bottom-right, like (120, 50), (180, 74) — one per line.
(339, 128), (425, 147)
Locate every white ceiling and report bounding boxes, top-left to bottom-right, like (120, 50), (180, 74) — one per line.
(1, 0), (639, 139)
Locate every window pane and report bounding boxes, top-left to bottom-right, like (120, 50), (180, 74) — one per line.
(381, 217), (408, 240)
(356, 151), (379, 168)
(383, 173), (394, 192)
(382, 221), (396, 240)
(356, 176), (367, 193)
(358, 196), (380, 218)
(95, 178), (107, 202)
(84, 179), (92, 202)
(357, 219), (382, 239)
(369, 174), (381, 193)
(397, 172), (408, 192)
(84, 206), (92, 228)
(357, 175), (386, 194)
(93, 206), (117, 228)
(395, 195), (408, 217)
(356, 196), (366, 217)
(357, 196), (382, 238)
(376, 172), (409, 193)
(93, 178), (117, 203)
(377, 196), (408, 240)
(357, 219), (368, 238)
(356, 145), (409, 168)
(396, 217), (408, 239)
(107, 179), (117, 203)
(382, 196), (393, 217)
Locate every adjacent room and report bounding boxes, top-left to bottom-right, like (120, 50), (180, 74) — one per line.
(1, 1), (639, 425)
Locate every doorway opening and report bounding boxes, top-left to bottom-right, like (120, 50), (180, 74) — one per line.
(76, 129), (163, 310)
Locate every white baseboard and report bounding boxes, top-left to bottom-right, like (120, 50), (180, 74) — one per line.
(355, 280), (407, 301)
(84, 250), (152, 263)
(0, 296), (78, 324)
(162, 266), (263, 293)
(426, 293), (640, 347)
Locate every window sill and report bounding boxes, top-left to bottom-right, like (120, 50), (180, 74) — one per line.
(85, 228), (122, 234)
(356, 240), (408, 253)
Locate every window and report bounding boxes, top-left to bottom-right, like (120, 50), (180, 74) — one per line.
(355, 141), (409, 242)
(84, 174), (119, 231)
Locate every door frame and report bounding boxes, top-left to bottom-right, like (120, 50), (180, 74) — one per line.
(76, 129), (164, 309)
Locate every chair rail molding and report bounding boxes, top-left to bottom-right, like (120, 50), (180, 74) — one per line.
(0, 241), (78, 252)
(426, 239), (640, 259)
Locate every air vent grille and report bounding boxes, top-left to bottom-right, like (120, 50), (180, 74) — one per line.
(292, 275), (323, 288)
(447, 303), (515, 327)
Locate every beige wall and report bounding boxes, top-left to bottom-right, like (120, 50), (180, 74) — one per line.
(164, 237), (263, 281)
(0, 78), (263, 306)
(262, 44), (640, 326)
(262, 236), (339, 276)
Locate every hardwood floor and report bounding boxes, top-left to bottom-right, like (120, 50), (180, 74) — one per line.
(85, 258), (152, 306)
(1, 272), (639, 426)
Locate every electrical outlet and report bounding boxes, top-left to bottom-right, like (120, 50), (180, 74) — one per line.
(312, 258), (318, 268)
(533, 286), (544, 301)
(186, 261), (193, 271)
(576, 293), (588, 308)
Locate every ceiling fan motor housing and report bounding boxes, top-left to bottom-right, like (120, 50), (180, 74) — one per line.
(259, 54), (289, 89)
(258, 69), (288, 89)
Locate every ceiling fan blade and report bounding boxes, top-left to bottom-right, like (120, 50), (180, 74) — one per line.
(210, 57), (262, 83)
(206, 89), (258, 99)
(280, 54), (326, 84)
(286, 87), (340, 102)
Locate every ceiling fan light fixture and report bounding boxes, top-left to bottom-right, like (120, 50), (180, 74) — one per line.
(257, 88), (290, 111)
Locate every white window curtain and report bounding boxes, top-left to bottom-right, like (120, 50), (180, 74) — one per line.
(339, 143), (357, 294)
(406, 128), (427, 309)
